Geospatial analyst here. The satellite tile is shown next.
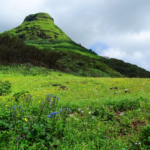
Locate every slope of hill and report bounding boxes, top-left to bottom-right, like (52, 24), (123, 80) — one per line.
(0, 12), (98, 58)
(0, 12), (150, 78)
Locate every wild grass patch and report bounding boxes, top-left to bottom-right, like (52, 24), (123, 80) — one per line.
(0, 65), (150, 149)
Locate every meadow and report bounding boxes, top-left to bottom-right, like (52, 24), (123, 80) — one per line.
(0, 63), (150, 150)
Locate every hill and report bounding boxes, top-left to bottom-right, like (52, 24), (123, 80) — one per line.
(0, 12), (150, 78)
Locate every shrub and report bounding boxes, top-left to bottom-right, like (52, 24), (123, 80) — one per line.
(139, 124), (150, 148)
(89, 63), (94, 68)
(94, 61), (110, 72)
(11, 90), (30, 103)
(0, 80), (12, 96)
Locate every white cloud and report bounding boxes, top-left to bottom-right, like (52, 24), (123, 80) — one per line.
(99, 48), (127, 59)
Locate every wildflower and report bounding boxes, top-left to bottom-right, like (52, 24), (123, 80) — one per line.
(23, 118), (28, 122)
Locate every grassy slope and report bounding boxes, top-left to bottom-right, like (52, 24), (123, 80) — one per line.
(0, 64), (150, 149)
(0, 63), (149, 110)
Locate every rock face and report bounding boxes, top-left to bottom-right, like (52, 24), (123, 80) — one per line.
(0, 12), (72, 42)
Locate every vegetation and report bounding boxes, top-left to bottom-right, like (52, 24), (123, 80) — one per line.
(0, 33), (150, 79)
(0, 33), (150, 149)
(0, 65), (150, 149)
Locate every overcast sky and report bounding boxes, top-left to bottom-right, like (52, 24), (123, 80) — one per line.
(1, 0), (150, 72)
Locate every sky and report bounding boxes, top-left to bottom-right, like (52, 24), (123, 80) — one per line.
(1, 0), (150, 72)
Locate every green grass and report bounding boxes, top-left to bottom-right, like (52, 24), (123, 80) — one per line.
(23, 39), (100, 60)
(0, 63), (150, 150)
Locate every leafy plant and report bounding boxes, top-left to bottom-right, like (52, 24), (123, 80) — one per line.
(89, 62), (94, 68)
(0, 80), (12, 96)
(139, 124), (150, 148)
(11, 90), (30, 103)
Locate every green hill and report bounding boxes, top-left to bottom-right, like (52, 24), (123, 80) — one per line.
(0, 12), (98, 57)
(0, 12), (150, 78)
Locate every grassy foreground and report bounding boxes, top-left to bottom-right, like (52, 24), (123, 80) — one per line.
(0, 63), (150, 150)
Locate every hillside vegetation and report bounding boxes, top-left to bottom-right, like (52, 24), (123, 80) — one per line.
(0, 11), (149, 78)
(0, 33), (150, 78)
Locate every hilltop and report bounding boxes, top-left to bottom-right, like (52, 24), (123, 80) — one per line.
(0, 12), (97, 57)
(1, 12), (72, 41)
(0, 12), (150, 78)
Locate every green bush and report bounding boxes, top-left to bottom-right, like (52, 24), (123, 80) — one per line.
(94, 61), (109, 72)
(139, 124), (150, 148)
(11, 90), (30, 103)
(89, 63), (94, 68)
(77, 60), (87, 67)
(0, 80), (12, 96)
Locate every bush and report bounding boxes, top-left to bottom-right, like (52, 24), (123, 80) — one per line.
(139, 124), (150, 148)
(89, 63), (94, 68)
(77, 60), (86, 67)
(11, 90), (30, 103)
(0, 80), (12, 96)
(94, 61), (109, 72)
